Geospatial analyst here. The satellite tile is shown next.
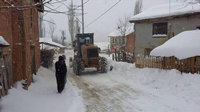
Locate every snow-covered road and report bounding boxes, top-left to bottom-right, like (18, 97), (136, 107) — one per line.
(1, 50), (200, 112)
(66, 51), (200, 112)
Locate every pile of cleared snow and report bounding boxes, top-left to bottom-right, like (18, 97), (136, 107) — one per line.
(95, 42), (110, 50)
(150, 30), (200, 59)
(106, 57), (200, 112)
(0, 36), (9, 46)
(0, 67), (85, 112)
(130, 2), (200, 21)
(108, 26), (134, 37)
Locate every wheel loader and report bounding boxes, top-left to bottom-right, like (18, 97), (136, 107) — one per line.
(72, 33), (108, 75)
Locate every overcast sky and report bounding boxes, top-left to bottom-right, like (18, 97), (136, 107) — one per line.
(44, 0), (180, 42)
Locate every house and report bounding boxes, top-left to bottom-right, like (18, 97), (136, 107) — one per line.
(0, 0), (43, 89)
(108, 27), (134, 53)
(129, 2), (200, 57)
(40, 38), (66, 54)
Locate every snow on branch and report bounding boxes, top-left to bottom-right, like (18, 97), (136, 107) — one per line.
(0, 0), (68, 14)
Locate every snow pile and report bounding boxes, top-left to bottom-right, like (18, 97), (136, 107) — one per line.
(95, 42), (110, 50)
(0, 67), (85, 112)
(150, 30), (200, 59)
(108, 26), (134, 37)
(0, 36), (9, 46)
(40, 38), (65, 49)
(107, 59), (200, 112)
(130, 2), (200, 21)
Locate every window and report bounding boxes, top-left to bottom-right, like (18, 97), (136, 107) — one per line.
(119, 38), (122, 44)
(115, 39), (118, 44)
(153, 22), (168, 35)
(112, 38), (114, 44)
(122, 38), (125, 44)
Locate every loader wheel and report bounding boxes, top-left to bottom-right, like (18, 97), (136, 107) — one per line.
(74, 59), (82, 75)
(73, 60), (76, 73)
(100, 57), (108, 73)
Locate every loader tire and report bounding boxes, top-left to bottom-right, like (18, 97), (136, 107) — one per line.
(100, 57), (108, 73)
(74, 58), (82, 75)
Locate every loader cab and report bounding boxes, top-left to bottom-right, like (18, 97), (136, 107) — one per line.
(76, 33), (94, 58)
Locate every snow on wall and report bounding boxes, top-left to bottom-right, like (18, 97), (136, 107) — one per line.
(130, 2), (200, 21)
(0, 36), (9, 46)
(150, 30), (200, 59)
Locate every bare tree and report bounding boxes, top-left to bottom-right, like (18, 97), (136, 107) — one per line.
(183, 0), (200, 3)
(116, 14), (132, 39)
(48, 18), (56, 39)
(134, 0), (143, 15)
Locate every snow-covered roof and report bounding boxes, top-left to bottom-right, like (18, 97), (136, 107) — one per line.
(150, 30), (200, 60)
(39, 38), (65, 48)
(130, 2), (200, 22)
(0, 36), (9, 46)
(108, 26), (134, 38)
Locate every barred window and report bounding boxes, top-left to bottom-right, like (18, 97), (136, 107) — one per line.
(153, 22), (168, 35)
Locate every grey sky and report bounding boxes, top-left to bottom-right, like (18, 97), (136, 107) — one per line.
(44, 0), (175, 42)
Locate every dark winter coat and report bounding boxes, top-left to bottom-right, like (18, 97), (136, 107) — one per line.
(63, 61), (67, 76)
(55, 57), (66, 80)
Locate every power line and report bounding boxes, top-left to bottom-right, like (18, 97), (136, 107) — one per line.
(75, 16), (106, 42)
(85, 0), (121, 28)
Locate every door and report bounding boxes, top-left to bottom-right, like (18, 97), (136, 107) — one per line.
(31, 46), (36, 75)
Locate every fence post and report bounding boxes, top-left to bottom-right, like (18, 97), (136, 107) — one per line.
(196, 57), (199, 74)
(192, 57), (195, 74)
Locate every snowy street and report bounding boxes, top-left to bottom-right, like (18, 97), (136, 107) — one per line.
(1, 50), (200, 112)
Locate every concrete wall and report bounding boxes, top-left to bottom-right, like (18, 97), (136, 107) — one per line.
(134, 14), (200, 56)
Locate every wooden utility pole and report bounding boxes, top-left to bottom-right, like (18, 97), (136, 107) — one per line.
(81, 0), (84, 33)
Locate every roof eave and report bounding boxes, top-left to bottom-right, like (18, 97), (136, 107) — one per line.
(129, 12), (200, 23)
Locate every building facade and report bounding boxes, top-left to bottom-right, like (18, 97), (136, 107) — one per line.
(0, 0), (43, 89)
(130, 3), (200, 57)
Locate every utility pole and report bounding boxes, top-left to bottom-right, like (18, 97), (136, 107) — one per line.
(68, 1), (75, 45)
(81, 0), (84, 33)
(60, 30), (66, 46)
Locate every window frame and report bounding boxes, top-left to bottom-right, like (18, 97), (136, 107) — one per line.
(152, 22), (168, 37)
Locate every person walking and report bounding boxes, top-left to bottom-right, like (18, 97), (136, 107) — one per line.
(55, 56), (66, 93)
(62, 55), (67, 85)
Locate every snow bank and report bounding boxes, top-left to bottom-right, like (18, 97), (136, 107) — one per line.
(0, 67), (85, 112)
(0, 36), (9, 46)
(108, 26), (134, 37)
(150, 30), (200, 59)
(106, 57), (200, 112)
(130, 2), (200, 21)
(95, 42), (109, 50)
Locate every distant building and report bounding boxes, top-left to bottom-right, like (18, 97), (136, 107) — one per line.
(130, 3), (200, 56)
(108, 27), (134, 53)
(0, 0), (43, 89)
